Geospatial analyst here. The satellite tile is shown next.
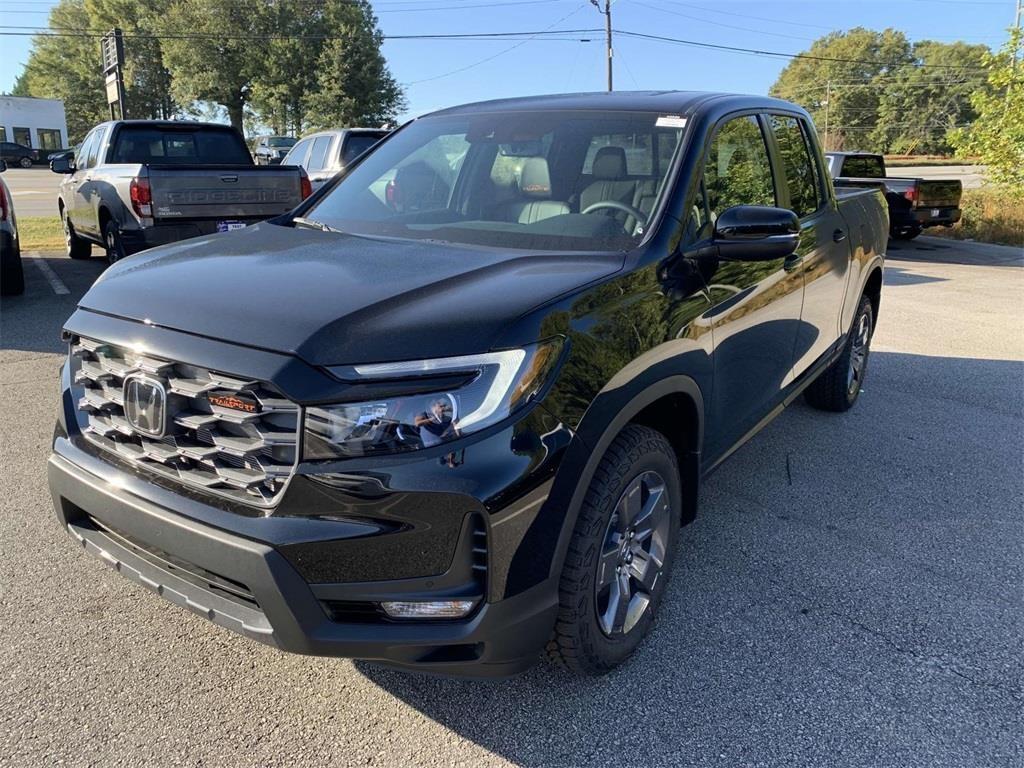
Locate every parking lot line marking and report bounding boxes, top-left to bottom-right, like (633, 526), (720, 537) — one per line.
(29, 256), (70, 295)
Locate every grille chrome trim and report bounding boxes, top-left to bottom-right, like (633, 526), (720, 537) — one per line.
(71, 338), (300, 507)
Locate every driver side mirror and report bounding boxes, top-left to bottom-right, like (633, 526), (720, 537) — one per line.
(712, 205), (800, 261)
(51, 156), (75, 174)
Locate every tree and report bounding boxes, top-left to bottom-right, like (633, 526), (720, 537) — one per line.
(158, 0), (272, 132)
(871, 41), (990, 155)
(770, 28), (914, 151)
(950, 29), (1024, 191)
(18, 0), (107, 142)
(302, 0), (404, 130)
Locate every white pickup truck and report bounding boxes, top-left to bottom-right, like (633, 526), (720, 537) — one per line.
(51, 120), (311, 262)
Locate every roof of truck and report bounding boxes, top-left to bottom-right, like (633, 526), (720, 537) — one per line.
(426, 90), (803, 117)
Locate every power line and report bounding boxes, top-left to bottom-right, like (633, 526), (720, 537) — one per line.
(0, 26), (603, 41)
(632, 0), (816, 43)
(614, 29), (989, 70)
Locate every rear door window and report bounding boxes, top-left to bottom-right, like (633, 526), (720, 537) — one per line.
(769, 115), (823, 217)
(307, 136), (332, 171)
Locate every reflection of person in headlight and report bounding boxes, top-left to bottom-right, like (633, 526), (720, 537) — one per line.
(414, 396), (457, 447)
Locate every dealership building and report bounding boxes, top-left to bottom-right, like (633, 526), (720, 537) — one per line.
(0, 95), (69, 152)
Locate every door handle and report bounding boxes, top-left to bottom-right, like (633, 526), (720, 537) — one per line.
(833, 228), (847, 242)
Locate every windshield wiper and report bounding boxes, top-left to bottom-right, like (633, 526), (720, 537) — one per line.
(292, 216), (340, 233)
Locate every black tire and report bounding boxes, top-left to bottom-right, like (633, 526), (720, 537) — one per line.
(891, 226), (921, 241)
(19, 156), (32, 169)
(62, 208), (91, 259)
(546, 424), (682, 675)
(805, 294), (874, 412)
(1, 236), (25, 296)
(103, 219), (127, 264)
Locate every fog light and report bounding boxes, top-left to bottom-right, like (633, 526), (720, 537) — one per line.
(381, 599), (476, 619)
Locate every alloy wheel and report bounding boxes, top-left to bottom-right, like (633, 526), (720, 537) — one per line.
(595, 470), (672, 636)
(847, 310), (872, 396)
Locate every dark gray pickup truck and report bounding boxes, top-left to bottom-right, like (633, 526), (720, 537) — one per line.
(52, 121), (312, 262)
(825, 151), (961, 240)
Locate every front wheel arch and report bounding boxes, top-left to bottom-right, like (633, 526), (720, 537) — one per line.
(547, 376), (704, 583)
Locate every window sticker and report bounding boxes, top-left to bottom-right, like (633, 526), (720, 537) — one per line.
(656, 115), (688, 128)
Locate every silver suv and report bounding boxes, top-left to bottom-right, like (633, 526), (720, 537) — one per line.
(282, 128), (389, 192)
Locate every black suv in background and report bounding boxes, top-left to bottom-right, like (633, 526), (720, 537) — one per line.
(49, 92), (886, 677)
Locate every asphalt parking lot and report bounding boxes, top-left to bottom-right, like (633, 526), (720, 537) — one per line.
(1, 237), (1021, 767)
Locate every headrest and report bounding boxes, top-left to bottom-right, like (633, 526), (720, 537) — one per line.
(520, 157), (553, 199)
(592, 146), (627, 180)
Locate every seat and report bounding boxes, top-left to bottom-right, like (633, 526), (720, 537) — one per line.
(579, 146), (637, 215)
(496, 157), (570, 224)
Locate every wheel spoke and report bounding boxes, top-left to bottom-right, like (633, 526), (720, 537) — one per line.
(622, 592), (651, 635)
(596, 544), (620, 590)
(633, 483), (665, 542)
(628, 549), (660, 594)
(617, 480), (642, 530)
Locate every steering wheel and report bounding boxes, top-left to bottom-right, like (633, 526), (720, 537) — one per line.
(580, 200), (648, 233)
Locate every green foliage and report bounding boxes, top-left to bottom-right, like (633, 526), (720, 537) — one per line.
(770, 28), (914, 151)
(770, 28), (992, 155)
(302, 0), (405, 129)
(14, 0), (404, 138)
(19, 0), (107, 143)
(950, 29), (1024, 192)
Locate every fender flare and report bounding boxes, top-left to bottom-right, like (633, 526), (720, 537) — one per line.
(547, 374), (705, 581)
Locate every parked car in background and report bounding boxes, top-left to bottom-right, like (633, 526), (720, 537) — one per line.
(252, 135), (298, 165)
(825, 151), (961, 240)
(48, 145), (79, 163)
(51, 120), (311, 263)
(282, 128), (389, 192)
(0, 141), (38, 169)
(0, 159), (25, 296)
(50, 92), (886, 678)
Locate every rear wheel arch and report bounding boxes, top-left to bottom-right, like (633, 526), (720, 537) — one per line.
(863, 265), (882, 329)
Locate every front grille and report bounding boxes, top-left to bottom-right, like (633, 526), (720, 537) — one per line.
(71, 337), (299, 506)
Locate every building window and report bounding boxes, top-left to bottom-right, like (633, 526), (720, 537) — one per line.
(0, 127), (6, 142)
(38, 129), (62, 150)
(13, 127), (31, 147)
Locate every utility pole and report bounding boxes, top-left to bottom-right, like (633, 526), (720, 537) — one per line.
(822, 79), (831, 151)
(591, 0), (613, 91)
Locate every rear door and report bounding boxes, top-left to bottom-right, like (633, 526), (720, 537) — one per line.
(304, 134), (335, 191)
(766, 113), (850, 377)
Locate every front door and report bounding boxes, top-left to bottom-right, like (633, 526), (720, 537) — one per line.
(687, 114), (805, 463)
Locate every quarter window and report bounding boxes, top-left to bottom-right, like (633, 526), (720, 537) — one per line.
(704, 115), (776, 216)
(769, 115), (822, 217)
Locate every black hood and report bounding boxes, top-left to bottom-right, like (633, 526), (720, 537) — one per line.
(80, 223), (624, 365)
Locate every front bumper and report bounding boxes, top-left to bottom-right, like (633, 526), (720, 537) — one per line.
(48, 444), (561, 677)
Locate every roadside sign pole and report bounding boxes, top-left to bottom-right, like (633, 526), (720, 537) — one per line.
(101, 28), (127, 120)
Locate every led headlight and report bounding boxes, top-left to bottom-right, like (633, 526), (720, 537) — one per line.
(303, 339), (562, 460)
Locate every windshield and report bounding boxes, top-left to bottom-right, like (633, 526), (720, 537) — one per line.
(269, 136), (297, 148)
(303, 110), (685, 252)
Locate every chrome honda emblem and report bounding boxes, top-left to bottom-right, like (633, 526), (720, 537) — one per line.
(123, 375), (167, 438)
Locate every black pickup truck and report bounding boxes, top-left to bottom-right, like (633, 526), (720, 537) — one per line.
(49, 92), (886, 678)
(825, 151), (961, 240)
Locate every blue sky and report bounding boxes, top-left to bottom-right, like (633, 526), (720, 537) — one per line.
(0, 0), (1014, 119)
